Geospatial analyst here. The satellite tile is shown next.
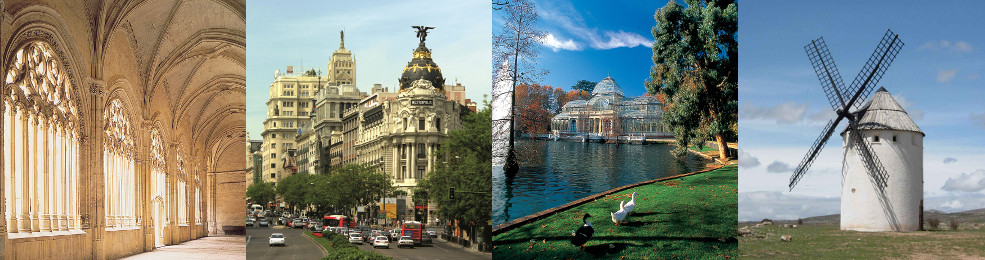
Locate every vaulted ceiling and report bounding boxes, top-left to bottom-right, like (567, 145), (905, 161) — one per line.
(3, 0), (246, 168)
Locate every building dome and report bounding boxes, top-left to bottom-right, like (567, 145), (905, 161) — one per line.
(591, 76), (624, 97)
(399, 44), (445, 91)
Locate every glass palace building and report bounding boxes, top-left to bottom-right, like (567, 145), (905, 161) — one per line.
(550, 76), (670, 141)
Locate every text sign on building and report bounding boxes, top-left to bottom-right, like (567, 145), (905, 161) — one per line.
(411, 99), (433, 106)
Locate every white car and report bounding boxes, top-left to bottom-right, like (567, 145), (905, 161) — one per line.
(397, 236), (414, 248)
(269, 233), (285, 246)
(372, 236), (389, 248)
(426, 228), (437, 238)
(348, 233), (363, 244)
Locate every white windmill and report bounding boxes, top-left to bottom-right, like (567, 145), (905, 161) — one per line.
(790, 29), (924, 232)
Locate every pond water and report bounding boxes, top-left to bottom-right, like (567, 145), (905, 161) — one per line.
(492, 139), (706, 226)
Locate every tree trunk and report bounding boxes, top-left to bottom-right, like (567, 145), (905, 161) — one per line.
(714, 134), (728, 162)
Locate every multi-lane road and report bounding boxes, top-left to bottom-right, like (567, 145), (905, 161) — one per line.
(246, 224), (488, 260)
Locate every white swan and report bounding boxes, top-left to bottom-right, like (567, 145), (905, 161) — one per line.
(624, 191), (637, 215)
(610, 200), (628, 225)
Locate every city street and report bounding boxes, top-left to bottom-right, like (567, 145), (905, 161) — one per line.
(247, 222), (487, 259)
(353, 234), (489, 260)
(246, 225), (326, 259)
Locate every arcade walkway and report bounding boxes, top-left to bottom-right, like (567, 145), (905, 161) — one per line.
(121, 236), (246, 260)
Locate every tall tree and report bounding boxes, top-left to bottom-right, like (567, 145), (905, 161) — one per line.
(646, 0), (737, 160)
(276, 173), (311, 213)
(493, 0), (546, 175)
(570, 80), (597, 94)
(247, 182), (276, 208)
(419, 100), (492, 249)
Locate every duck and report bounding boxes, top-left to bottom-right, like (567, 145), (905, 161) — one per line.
(623, 191), (637, 215)
(610, 200), (628, 225)
(570, 213), (594, 249)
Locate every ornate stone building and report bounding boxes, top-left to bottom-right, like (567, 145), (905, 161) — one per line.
(261, 32), (364, 184)
(0, 0), (246, 259)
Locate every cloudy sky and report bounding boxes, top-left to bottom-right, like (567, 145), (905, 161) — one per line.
(494, 0), (664, 97)
(739, 1), (985, 221)
(245, 0), (491, 137)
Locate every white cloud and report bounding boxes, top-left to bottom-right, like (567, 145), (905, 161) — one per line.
(591, 30), (653, 49)
(740, 191), (985, 221)
(937, 69), (957, 83)
(536, 0), (652, 51)
(941, 169), (985, 192)
(919, 40), (974, 53)
(539, 33), (580, 52)
(739, 149), (761, 169)
(941, 200), (964, 209)
(767, 161), (793, 173)
(740, 102), (808, 124)
(739, 191), (840, 221)
(943, 157), (957, 164)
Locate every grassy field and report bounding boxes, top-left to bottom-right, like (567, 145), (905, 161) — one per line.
(493, 165), (738, 259)
(739, 223), (985, 259)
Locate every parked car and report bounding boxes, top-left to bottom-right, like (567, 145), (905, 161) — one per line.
(269, 233), (285, 246)
(397, 236), (414, 248)
(246, 218), (255, 227)
(372, 236), (389, 249)
(426, 228), (437, 238)
(348, 233), (363, 244)
(258, 218), (269, 227)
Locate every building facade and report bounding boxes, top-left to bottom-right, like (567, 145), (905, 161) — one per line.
(551, 76), (669, 140)
(0, 0), (247, 259)
(261, 32), (364, 184)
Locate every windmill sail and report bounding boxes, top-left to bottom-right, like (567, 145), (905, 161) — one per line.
(789, 29), (903, 191)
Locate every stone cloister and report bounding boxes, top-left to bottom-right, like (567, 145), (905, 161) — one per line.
(0, 0), (246, 259)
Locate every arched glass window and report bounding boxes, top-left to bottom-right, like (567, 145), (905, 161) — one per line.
(3, 41), (81, 235)
(177, 150), (188, 226)
(104, 99), (136, 229)
(150, 129), (167, 221)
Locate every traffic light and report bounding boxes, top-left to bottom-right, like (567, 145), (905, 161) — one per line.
(449, 187), (455, 200)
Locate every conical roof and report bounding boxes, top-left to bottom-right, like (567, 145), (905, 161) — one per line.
(850, 87), (924, 136)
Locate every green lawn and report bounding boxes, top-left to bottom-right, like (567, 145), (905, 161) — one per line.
(739, 224), (985, 259)
(493, 165), (738, 259)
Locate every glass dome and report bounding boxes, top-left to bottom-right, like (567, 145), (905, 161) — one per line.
(591, 76), (625, 97)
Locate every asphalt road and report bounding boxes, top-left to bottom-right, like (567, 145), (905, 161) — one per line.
(246, 225), (326, 260)
(352, 235), (489, 260)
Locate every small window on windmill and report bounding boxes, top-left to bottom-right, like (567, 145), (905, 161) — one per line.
(873, 135), (880, 142)
(892, 135), (897, 142)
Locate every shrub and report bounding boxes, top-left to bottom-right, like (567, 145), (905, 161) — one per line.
(927, 218), (940, 230)
(323, 247), (391, 260)
(949, 219), (959, 230)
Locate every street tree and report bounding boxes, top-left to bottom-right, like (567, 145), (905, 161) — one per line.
(419, 100), (492, 248)
(493, 0), (546, 175)
(646, 0), (737, 160)
(276, 173), (311, 213)
(246, 182), (276, 208)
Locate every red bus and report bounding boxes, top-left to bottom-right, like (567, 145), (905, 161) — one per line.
(402, 221), (424, 245)
(322, 215), (351, 229)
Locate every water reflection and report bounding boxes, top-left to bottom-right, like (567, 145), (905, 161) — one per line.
(492, 140), (704, 226)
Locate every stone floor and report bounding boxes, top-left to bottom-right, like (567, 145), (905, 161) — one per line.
(122, 236), (246, 260)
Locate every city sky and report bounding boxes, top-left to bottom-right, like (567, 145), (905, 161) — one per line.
(245, 0), (491, 137)
(739, 0), (985, 221)
(494, 0), (665, 97)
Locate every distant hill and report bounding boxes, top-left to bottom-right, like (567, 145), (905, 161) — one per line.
(740, 208), (985, 225)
